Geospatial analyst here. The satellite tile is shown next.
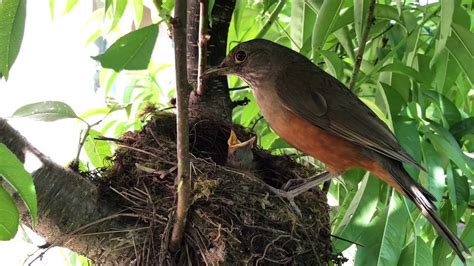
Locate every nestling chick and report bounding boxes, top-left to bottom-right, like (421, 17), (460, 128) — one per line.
(226, 130), (256, 171)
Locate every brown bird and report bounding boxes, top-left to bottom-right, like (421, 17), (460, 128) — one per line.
(204, 39), (470, 263)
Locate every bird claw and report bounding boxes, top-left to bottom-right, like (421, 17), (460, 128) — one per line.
(266, 172), (333, 217)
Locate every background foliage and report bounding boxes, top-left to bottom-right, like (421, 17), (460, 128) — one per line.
(1, 0), (473, 265)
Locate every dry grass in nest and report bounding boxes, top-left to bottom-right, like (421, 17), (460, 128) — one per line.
(92, 112), (341, 265)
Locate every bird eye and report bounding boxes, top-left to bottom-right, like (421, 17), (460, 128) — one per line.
(234, 50), (247, 63)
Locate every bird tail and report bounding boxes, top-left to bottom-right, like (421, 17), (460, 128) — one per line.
(386, 163), (471, 264)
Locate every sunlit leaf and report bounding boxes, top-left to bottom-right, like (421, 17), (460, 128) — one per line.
(397, 237), (432, 266)
(12, 101), (78, 121)
(132, 0), (144, 27)
(0, 143), (37, 226)
(110, 0), (128, 31)
(0, 184), (19, 240)
(0, 0), (26, 80)
(64, 0), (80, 14)
(333, 173), (380, 251)
(93, 24), (159, 72)
(431, 0), (454, 65)
(355, 192), (409, 266)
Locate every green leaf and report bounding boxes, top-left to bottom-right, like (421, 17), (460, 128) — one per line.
(432, 202), (458, 265)
(84, 129), (113, 168)
(397, 237), (433, 266)
(432, 0), (454, 65)
(446, 31), (474, 85)
(333, 173), (380, 251)
(12, 101), (78, 121)
(450, 117), (474, 142)
(421, 141), (444, 203)
(0, 143), (37, 226)
(355, 191), (409, 266)
(423, 90), (461, 126)
(374, 4), (403, 28)
(451, 23), (474, 58)
(110, 0), (128, 31)
(0, 0), (26, 80)
(426, 123), (474, 181)
(0, 184), (19, 240)
(461, 214), (474, 248)
(446, 164), (469, 219)
(93, 24), (159, 72)
(379, 63), (428, 85)
(312, 0), (343, 56)
(393, 118), (422, 171)
(320, 50), (343, 80)
(290, 0), (317, 52)
(379, 82), (405, 118)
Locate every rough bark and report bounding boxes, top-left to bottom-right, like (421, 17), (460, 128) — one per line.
(0, 119), (135, 264)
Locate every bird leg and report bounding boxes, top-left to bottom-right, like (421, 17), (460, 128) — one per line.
(267, 172), (333, 217)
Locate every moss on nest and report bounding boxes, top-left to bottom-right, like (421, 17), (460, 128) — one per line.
(91, 112), (340, 265)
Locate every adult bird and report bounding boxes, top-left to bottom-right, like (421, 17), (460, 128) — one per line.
(203, 39), (470, 263)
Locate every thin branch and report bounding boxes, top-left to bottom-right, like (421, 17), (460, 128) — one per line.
(196, 0), (210, 95)
(229, 85), (249, 91)
(348, 0), (377, 91)
(256, 0), (286, 38)
(169, 0), (192, 252)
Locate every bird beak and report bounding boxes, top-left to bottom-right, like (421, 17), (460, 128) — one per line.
(202, 62), (232, 78)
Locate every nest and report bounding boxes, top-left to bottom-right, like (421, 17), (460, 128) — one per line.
(92, 112), (339, 265)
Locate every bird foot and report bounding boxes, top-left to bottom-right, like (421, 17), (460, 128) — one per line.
(267, 172), (333, 217)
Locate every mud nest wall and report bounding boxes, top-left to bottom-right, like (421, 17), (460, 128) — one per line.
(92, 112), (335, 265)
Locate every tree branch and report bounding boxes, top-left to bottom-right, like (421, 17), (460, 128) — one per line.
(348, 0), (377, 90)
(169, 0), (192, 252)
(256, 0), (286, 38)
(196, 0), (209, 95)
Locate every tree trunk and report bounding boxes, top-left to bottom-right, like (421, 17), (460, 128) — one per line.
(187, 0), (235, 124)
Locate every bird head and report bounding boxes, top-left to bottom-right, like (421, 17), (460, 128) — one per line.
(226, 130), (256, 170)
(203, 39), (281, 86)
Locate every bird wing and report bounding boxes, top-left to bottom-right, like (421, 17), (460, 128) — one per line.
(275, 61), (424, 170)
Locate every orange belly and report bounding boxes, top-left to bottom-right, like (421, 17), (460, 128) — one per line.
(265, 108), (404, 192)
